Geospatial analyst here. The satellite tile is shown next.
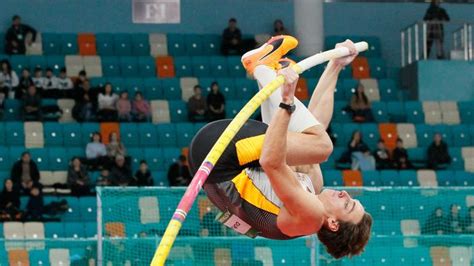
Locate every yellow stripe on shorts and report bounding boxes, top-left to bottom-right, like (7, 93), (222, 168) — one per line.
(235, 134), (265, 166)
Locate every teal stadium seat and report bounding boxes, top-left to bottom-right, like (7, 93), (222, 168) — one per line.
(79, 197), (97, 221)
(151, 171), (167, 185)
(405, 101), (424, 124)
(399, 170), (419, 186)
(339, 65), (353, 79)
(184, 34), (203, 56)
(138, 56), (156, 77)
(0, 123), (5, 145)
(458, 101), (474, 123)
(372, 101), (389, 122)
(234, 78), (257, 101)
(162, 147), (181, 169)
(48, 147), (68, 171)
(437, 170), (455, 186)
(433, 125), (453, 146)
(114, 33), (133, 56)
(29, 55), (47, 71)
(157, 124), (177, 147)
(107, 77), (125, 92)
(131, 33), (150, 56)
(368, 57), (386, 78)
(67, 147), (85, 158)
(46, 56), (66, 75)
(175, 123), (195, 147)
(168, 100), (188, 122)
(144, 148), (164, 171)
(119, 123), (139, 146)
(96, 33), (115, 56)
(342, 78), (359, 101)
(342, 123), (360, 141)
(364, 36), (382, 57)
(201, 34), (221, 55)
(143, 78), (163, 100)
(44, 222), (65, 238)
(226, 56), (246, 77)
(209, 56), (229, 77)
(378, 79), (399, 101)
(89, 77), (107, 89)
(64, 222), (85, 238)
(191, 56), (211, 77)
(84, 222), (97, 237)
(300, 61), (324, 79)
(61, 197), (81, 221)
(167, 34), (186, 56)
(198, 77), (214, 95)
(173, 56), (193, 77)
(30, 148), (49, 170)
(455, 171), (474, 186)
(5, 122), (24, 146)
(29, 250), (50, 266)
(101, 56), (120, 77)
(162, 78), (182, 100)
(63, 124), (82, 146)
(330, 123), (343, 145)
(360, 123), (380, 148)
(323, 170), (343, 186)
(333, 101), (352, 123)
(9, 147), (25, 164)
(4, 99), (21, 121)
(0, 147), (9, 170)
(407, 148), (426, 166)
(226, 100), (245, 118)
(452, 125), (472, 147)
(330, 79), (346, 101)
(216, 78), (236, 100)
(138, 123), (159, 146)
(120, 56), (139, 77)
(363, 171), (381, 186)
(448, 147), (464, 170)
(60, 33), (78, 55)
(42, 33), (61, 55)
(380, 170), (400, 186)
(80, 123), (100, 145)
(415, 124), (433, 147)
(0, 54), (8, 62)
(123, 78), (143, 96)
(127, 147), (144, 170)
(10, 55), (30, 73)
(387, 101), (406, 123)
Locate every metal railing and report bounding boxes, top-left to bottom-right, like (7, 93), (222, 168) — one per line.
(401, 21), (473, 66)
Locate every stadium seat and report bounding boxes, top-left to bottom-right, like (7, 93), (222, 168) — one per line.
(48, 148), (68, 171)
(84, 222), (97, 238)
(351, 56), (370, 79)
(380, 170), (400, 186)
(442, 111), (461, 125)
(342, 170), (363, 186)
(359, 79), (380, 102)
(449, 246), (472, 266)
(44, 222), (64, 239)
(4, 99), (22, 121)
(151, 100), (171, 123)
(96, 33), (115, 56)
(216, 78), (236, 100)
(368, 57), (387, 78)
(430, 246), (451, 266)
(396, 123), (418, 148)
(42, 33), (62, 55)
(167, 34), (186, 56)
(49, 249), (70, 266)
(333, 101), (352, 123)
(157, 124), (178, 147)
(29, 148), (49, 169)
(210, 56), (229, 77)
(191, 56), (211, 77)
(405, 101), (425, 124)
(144, 148), (164, 171)
(101, 56), (121, 77)
(201, 34), (221, 55)
(323, 170), (343, 186)
(138, 56), (156, 77)
(131, 33), (150, 56)
(4, 222), (25, 240)
(174, 56), (193, 77)
(120, 56), (139, 77)
(123, 78), (143, 96)
(9, 146), (25, 164)
(360, 123), (380, 147)
(455, 171), (474, 186)
(64, 222), (85, 238)
(184, 34), (203, 56)
(79, 197), (97, 221)
(372, 101), (389, 122)
(436, 170), (455, 186)
(143, 78), (163, 100)
(156, 56), (175, 78)
(149, 33), (168, 56)
(180, 77), (199, 101)
(342, 78), (359, 100)
(119, 123), (139, 147)
(449, 148), (465, 171)
(399, 170), (419, 186)
(459, 101), (474, 123)
(5, 122), (25, 146)
(138, 123), (159, 146)
(226, 100), (245, 117)
(81, 123), (100, 145)
(387, 101), (406, 122)
(9, 249), (29, 266)
(46, 56), (66, 75)
(78, 33), (97, 55)
(234, 78), (257, 101)
(417, 170), (438, 187)
(29, 55), (47, 71)
(175, 123), (195, 148)
(62, 123), (82, 146)
(83, 55), (103, 77)
(379, 123), (398, 149)
(114, 33), (133, 56)
(363, 171), (381, 186)
(169, 100), (188, 122)
(24, 121), (44, 148)
(29, 249), (50, 265)
(0, 124), (5, 146)
(226, 56), (246, 77)
(24, 222), (45, 240)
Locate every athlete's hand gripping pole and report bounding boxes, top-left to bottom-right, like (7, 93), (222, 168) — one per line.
(150, 41), (369, 266)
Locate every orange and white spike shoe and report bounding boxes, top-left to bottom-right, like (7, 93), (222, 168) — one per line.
(277, 57), (297, 70)
(241, 35), (298, 76)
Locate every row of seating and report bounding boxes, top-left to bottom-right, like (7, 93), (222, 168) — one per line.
(2, 221), (96, 240)
(4, 248), (80, 266)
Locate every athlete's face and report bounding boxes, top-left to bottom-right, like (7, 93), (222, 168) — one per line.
(319, 189), (365, 230)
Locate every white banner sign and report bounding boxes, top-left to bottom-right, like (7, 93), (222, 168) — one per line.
(132, 0), (180, 24)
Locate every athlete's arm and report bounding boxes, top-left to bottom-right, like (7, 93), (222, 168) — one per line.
(293, 164), (323, 194)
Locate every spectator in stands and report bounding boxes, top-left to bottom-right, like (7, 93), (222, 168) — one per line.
(424, 0), (449, 59)
(0, 179), (21, 221)
(463, 206), (474, 234)
(349, 83), (373, 122)
(221, 18), (242, 55)
(273, 19), (289, 35)
(167, 155), (192, 186)
(373, 139), (391, 170)
(132, 91), (151, 122)
(72, 80), (97, 122)
(0, 59), (19, 100)
(134, 160), (153, 186)
(32, 67), (45, 92)
(427, 133), (451, 169)
(422, 207), (447, 235)
(57, 68), (73, 91)
(392, 138), (413, 169)
(187, 85), (207, 122)
(74, 70), (88, 90)
(107, 132), (127, 159)
(96, 169), (112, 186)
(5, 15), (37, 55)
(110, 155), (132, 186)
(338, 131), (375, 170)
(16, 68), (33, 99)
(42, 68), (59, 98)
(25, 186), (43, 221)
(67, 157), (91, 196)
(11, 151), (40, 194)
(22, 84), (42, 121)
(116, 91), (132, 122)
(207, 81), (226, 121)
(85, 132), (108, 170)
(447, 204), (463, 234)
(97, 83), (118, 121)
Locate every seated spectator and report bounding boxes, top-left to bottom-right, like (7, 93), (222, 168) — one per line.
(447, 204), (463, 234)
(134, 160), (153, 186)
(187, 85), (207, 122)
(132, 92), (151, 122)
(0, 179), (21, 221)
(85, 132), (108, 170)
(74, 70), (88, 90)
(11, 151), (40, 194)
(273, 19), (289, 35)
(349, 83), (374, 122)
(463, 206), (474, 234)
(16, 68), (33, 99)
(110, 155), (132, 186)
(167, 155), (192, 186)
(221, 18), (242, 55)
(22, 84), (42, 121)
(72, 80), (97, 122)
(422, 207), (447, 235)
(96, 169), (112, 186)
(25, 186), (43, 221)
(42, 68), (59, 98)
(427, 133), (451, 169)
(97, 83), (118, 121)
(67, 157), (91, 196)
(338, 131), (375, 170)
(392, 138), (413, 169)
(116, 91), (132, 122)
(0, 59), (19, 101)
(57, 67), (73, 91)
(32, 67), (45, 92)
(107, 132), (126, 159)
(5, 15), (36, 55)
(207, 81), (226, 121)
(373, 139), (391, 169)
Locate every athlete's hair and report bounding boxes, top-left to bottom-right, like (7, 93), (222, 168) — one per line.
(317, 212), (372, 259)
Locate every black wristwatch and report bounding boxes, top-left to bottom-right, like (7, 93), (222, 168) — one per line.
(279, 102), (296, 114)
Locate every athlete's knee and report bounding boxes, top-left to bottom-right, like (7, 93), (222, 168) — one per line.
(304, 126), (333, 162)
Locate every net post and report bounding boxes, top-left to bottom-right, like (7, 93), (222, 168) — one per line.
(96, 188), (103, 266)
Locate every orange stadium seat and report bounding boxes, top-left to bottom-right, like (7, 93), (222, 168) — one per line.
(214, 248), (232, 266)
(295, 78), (309, 100)
(351, 56), (370, 79)
(105, 222), (125, 237)
(342, 170), (363, 186)
(430, 246), (452, 266)
(100, 122), (120, 145)
(9, 249), (30, 266)
(78, 33), (97, 55)
(156, 56), (176, 78)
(379, 123), (398, 150)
